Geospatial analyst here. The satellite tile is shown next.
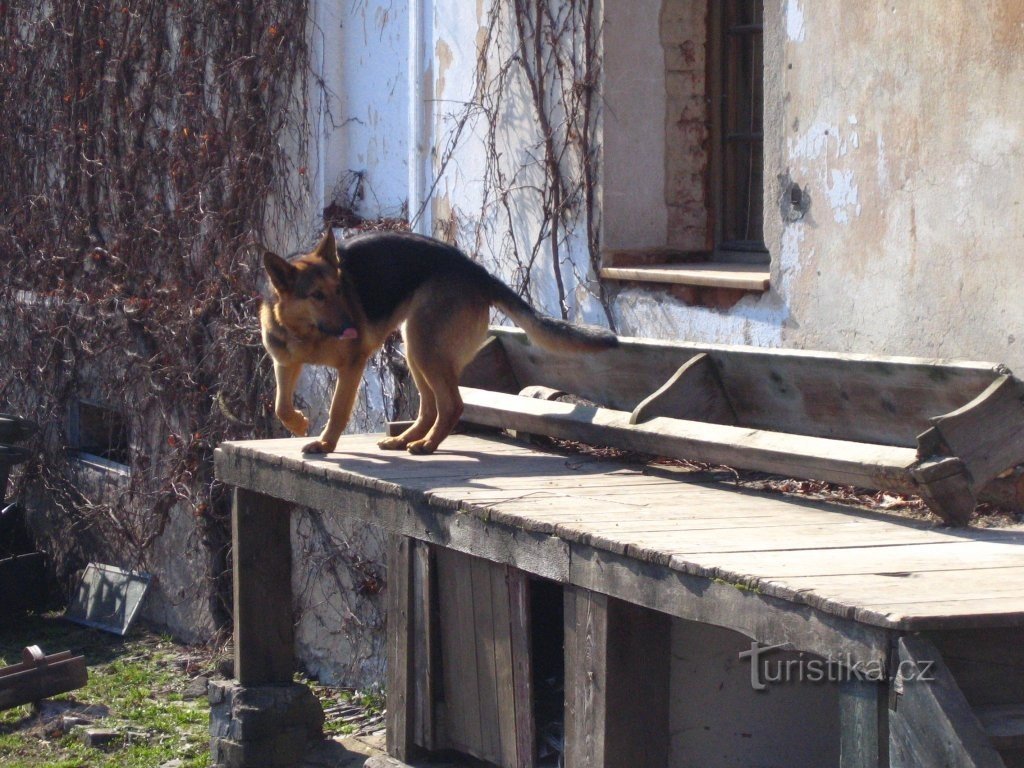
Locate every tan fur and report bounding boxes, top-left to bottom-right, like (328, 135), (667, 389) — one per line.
(261, 229), (615, 455)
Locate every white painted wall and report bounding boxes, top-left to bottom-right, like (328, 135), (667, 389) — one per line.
(312, 0), (410, 220)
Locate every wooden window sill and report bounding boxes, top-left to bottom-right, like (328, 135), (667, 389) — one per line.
(600, 262), (770, 292)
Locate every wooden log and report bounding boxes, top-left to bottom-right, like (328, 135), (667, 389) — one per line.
(232, 488), (294, 685)
(0, 646), (88, 711)
(460, 387), (921, 492)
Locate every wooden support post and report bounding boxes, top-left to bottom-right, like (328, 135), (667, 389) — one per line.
(564, 585), (608, 768)
(410, 540), (435, 752)
(232, 488), (294, 685)
(839, 679), (890, 768)
(386, 534), (415, 762)
(563, 588), (670, 768)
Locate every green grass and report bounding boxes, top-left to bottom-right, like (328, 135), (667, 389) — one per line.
(0, 613), (213, 768)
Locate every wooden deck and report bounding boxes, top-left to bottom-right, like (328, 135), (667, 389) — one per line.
(215, 431), (1024, 634)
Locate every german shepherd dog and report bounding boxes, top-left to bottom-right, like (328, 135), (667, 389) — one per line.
(261, 229), (618, 455)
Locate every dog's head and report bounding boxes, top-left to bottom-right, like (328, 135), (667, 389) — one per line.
(263, 230), (359, 341)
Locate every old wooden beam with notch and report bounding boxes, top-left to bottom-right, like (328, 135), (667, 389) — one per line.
(0, 645), (88, 712)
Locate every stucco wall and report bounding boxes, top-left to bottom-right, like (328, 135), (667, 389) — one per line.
(771, 0), (1024, 370)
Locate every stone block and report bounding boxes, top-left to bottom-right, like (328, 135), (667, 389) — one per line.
(210, 681), (324, 768)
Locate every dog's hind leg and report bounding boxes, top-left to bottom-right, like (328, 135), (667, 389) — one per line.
(273, 362), (309, 436)
(405, 363), (463, 455)
(398, 293), (489, 454)
(378, 356), (437, 450)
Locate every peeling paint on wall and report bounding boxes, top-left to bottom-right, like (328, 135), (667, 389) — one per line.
(786, 0), (805, 42)
(826, 169), (860, 224)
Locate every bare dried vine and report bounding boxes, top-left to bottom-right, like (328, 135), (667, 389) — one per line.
(0, 0), (315, 623)
(433, 0), (615, 329)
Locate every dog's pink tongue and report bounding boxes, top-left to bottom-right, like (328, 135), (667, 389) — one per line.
(341, 327), (359, 340)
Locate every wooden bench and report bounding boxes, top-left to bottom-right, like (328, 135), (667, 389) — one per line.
(460, 328), (1024, 525)
(213, 330), (1024, 768)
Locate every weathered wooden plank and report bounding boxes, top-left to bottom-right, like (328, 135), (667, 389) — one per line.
(563, 585), (608, 768)
(470, 556), (502, 764)
(604, 600), (670, 768)
(485, 327), (1002, 446)
(889, 635), (1005, 768)
(839, 679), (889, 768)
(459, 387), (921, 493)
(508, 571), (535, 768)
(568, 544), (892, 667)
(217, 446), (571, 583)
(0, 648), (88, 711)
(975, 704), (1024, 751)
(927, 627), (1024, 708)
(688, 541), (1024, 580)
(386, 535), (414, 762)
(217, 433), (1024, 634)
(411, 541), (436, 751)
(232, 488), (294, 685)
(436, 548), (484, 758)
(629, 352), (737, 425)
(488, 564), (520, 768)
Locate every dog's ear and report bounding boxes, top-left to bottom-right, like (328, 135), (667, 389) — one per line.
(263, 251), (297, 293)
(312, 229), (339, 269)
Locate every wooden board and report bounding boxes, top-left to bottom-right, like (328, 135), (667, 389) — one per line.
(216, 433), (1024, 635)
(459, 387), (922, 493)
(435, 549), (532, 768)
(0, 647), (88, 711)
(889, 635), (1005, 768)
(483, 327), (1003, 447)
(232, 488), (294, 686)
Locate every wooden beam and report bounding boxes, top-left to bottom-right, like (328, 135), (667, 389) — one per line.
(232, 488), (294, 685)
(0, 647), (87, 711)
(629, 352), (737, 425)
(889, 635), (1004, 768)
(386, 534), (415, 762)
(839, 679), (890, 768)
(927, 375), (1024, 491)
(410, 540), (436, 752)
(563, 585), (608, 768)
(486, 326), (1004, 446)
(569, 545), (892, 669)
(460, 387), (921, 493)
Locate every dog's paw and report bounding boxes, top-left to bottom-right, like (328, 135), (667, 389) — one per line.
(406, 439), (437, 455)
(377, 436), (407, 450)
(301, 439), (332, 454)
(283, 412), (309, 437)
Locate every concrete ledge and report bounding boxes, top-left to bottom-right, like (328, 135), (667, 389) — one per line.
(600, 262), (770, 291)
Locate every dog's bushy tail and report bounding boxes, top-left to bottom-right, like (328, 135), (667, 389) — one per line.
(488, 279), (619, 354)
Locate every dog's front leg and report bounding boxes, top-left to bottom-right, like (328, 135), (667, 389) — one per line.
(302, 362), (364, 454)
(273, 362), (309, 436)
